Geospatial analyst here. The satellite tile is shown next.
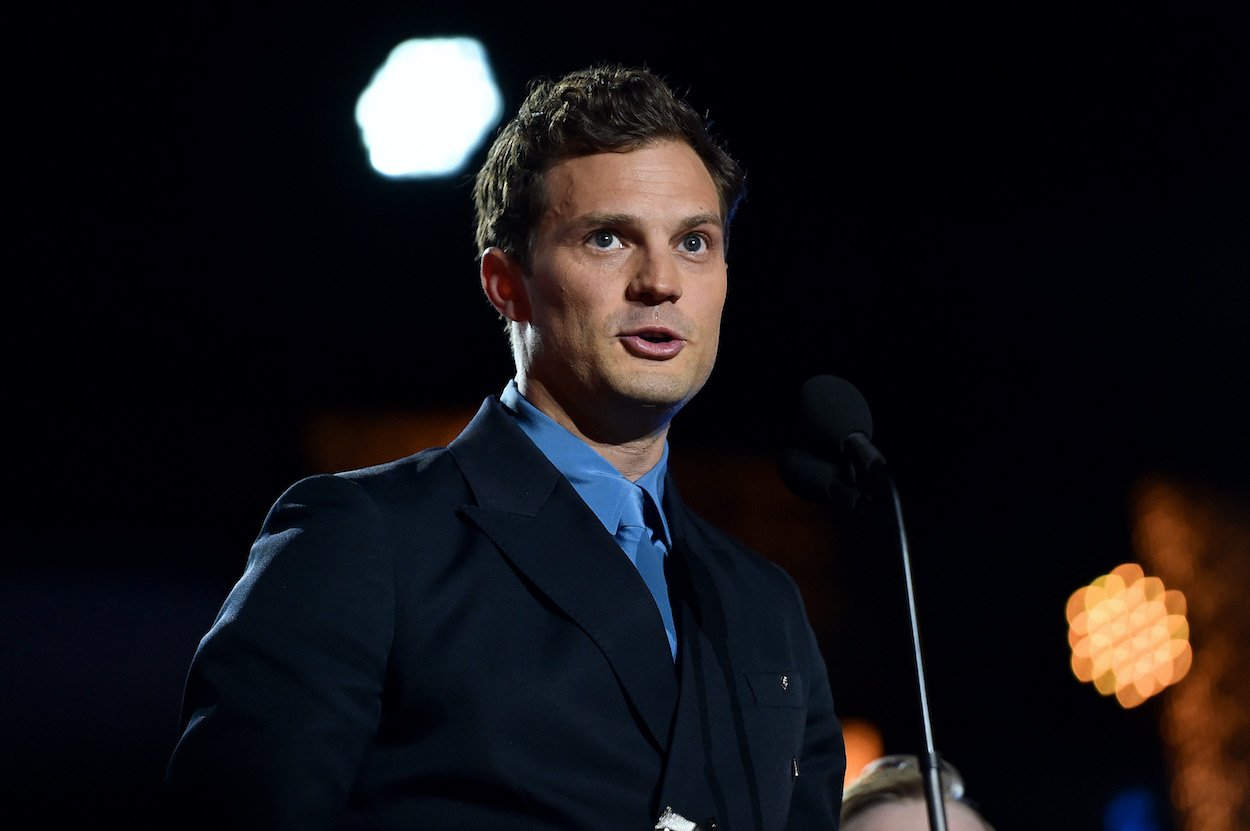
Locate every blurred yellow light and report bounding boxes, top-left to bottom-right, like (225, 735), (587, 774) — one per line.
(1065, 562), (1191, 708)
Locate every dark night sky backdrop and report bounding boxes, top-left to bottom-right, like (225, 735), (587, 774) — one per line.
(8, 2), (1249, 828)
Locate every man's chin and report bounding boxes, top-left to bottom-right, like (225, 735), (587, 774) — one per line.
(611, 374), (707, 413)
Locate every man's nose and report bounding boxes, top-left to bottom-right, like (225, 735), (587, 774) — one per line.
(626, 250), (683, 305)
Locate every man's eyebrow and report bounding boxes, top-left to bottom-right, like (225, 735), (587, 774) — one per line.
(577, 211), (635, 228)
(576, 211), (724, 230)
(683, 212), (724, 230)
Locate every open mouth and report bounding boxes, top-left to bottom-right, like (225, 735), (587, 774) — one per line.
(620, 329), (685, 360)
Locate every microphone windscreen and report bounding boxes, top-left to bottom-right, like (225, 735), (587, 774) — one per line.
(799, 375), (874, 448)
(778, 445), (875, 511)
(777, 446), (835, 503)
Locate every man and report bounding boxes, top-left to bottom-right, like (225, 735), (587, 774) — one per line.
(164, 63), (846, 830)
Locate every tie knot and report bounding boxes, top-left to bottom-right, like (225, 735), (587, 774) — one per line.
(618, 484), (649, 532)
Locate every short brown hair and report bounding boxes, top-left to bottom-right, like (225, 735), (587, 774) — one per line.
(472, 63), (746, 268)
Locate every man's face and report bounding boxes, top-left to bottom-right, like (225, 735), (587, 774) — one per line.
(513, 139), (728, 436)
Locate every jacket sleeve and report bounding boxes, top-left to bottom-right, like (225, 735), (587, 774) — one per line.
(163, 473), (396, 830)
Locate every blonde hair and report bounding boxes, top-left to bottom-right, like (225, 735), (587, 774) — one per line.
(841, 755), (996, 831)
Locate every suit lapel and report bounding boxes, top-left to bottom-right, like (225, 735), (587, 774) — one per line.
(450, 397), (679, 752)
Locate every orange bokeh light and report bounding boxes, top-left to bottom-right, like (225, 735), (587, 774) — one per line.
(840, 717), (885, 787)
(1065, 562), (1191, 708)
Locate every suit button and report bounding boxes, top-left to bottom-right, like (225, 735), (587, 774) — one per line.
(704, 819), (719, 830)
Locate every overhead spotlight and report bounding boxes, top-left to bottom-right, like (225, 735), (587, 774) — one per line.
(355, 36), (503, 179)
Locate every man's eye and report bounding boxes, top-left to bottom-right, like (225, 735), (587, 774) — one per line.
(680, 234), (707, 253)
(590, 230), (621, 249)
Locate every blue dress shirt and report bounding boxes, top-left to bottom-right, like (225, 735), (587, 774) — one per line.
(500, 379), (677, 657)
(500, 379), (673, 545)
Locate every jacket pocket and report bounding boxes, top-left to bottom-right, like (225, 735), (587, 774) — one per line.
(745, 670), (805, 707)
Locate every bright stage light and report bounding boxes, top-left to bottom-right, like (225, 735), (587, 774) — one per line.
(355, 36), (503, 179)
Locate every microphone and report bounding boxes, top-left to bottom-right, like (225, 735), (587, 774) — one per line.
(800, 373), (888, 488)
(778, 374), (951, 831)
(777, 375), (891, 522)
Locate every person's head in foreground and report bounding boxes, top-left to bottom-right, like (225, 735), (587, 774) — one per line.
(840, 754), (997, 831)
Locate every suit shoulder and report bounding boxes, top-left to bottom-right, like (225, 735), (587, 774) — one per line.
(334, 445), (459, 485)
(270, 446), (466, 515)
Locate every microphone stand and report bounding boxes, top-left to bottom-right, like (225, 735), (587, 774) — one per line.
(847, 434), (949, 831)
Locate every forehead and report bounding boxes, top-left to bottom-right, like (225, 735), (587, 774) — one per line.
(539, 140), (721, 223)
(845, 800), (987, 831)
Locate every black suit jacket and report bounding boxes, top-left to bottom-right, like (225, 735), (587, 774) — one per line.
(164, 395), (845, 829)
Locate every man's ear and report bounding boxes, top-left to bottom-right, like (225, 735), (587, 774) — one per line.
(480, 247), (531, 323)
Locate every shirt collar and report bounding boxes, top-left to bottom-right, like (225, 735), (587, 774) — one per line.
(500, 379), (671, 545)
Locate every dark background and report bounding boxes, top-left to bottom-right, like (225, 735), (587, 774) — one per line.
(8, 2), (1249, 828)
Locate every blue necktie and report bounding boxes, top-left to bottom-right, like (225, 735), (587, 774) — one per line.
(615, 486), (677, 661)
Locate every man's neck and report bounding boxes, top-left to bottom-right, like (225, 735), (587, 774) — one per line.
(515, 378), (672, 481)
(589, 435), (668, 483)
